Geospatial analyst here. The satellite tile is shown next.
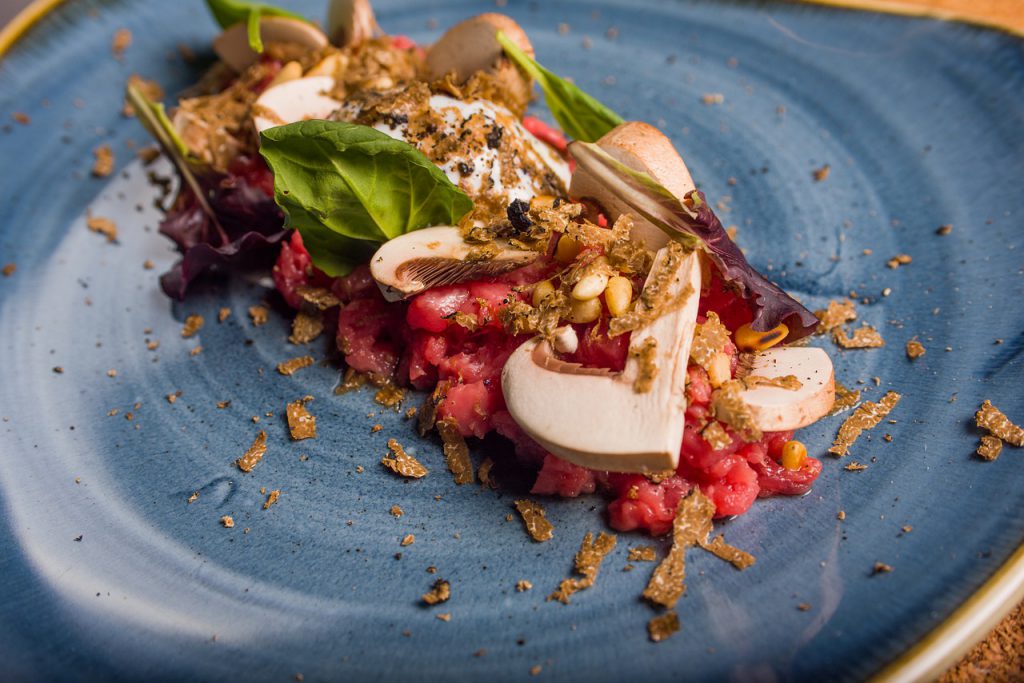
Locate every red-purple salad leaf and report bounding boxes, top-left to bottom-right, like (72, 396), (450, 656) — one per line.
(158, 166), (286, 299)
(568, 140), (819, 342)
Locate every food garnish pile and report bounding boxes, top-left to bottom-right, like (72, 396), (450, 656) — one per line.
(113, 0), (1023, 643)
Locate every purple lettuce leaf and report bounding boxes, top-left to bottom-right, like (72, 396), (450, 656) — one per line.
(158, 169), (286, 299)
(568, 140), (819, 342)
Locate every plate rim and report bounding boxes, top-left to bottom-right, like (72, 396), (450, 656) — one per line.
(2, 1), (1022, 680)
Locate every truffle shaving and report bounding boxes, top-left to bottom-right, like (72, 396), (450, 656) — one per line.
(976, 435), (1004, 462)
(289, 310), (324, 345)
(815, 299), (856, 334)
(548, 531), (617, 604)
(286, 396), (317, 440)
(642, 488), (715, 609)
(647, 612), (680, 643)
(277, 355), (314, 376)
(295, 285), (341, 310)
(690, 312), (730, 371)
(699, 534), (756, 570)
(608, 242), (694, 337)
(828, 391), (901, 456)
(235, 430), (268, 472)
(833, 324), (885, 349)
(975, 400), (1024, 447)
(437, 417), (474, 484)
(382, 439), (428, 478)
(631, 336), (659, 394)
(514, 499), (554, 542)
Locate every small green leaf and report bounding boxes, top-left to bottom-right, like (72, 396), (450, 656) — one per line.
(259, 120), (474, 276)
(205, 0), (307, 53)
(246, 6), (263, 53)
(497, 30), (623, 143)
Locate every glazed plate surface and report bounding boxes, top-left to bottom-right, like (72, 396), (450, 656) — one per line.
(1, 1), (1022, 680)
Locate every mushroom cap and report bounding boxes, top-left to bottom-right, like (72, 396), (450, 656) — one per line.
(213, 17), (328, 73)
(369, 226), (538, 301)
(736, 347), (836, 432)
(326, 0), (380, 47)
(569, 121), (695, 249)
(252, 76), (341, 134)
(424, 14), (534, 117)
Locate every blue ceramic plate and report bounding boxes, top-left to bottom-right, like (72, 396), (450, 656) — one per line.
(1, 1), (1022, 680)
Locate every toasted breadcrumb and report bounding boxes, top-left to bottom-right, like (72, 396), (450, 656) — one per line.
(831, 382), (861, 414)
(382, 439), (428, 478)
(872, 562), (893, 575)
(886, 254), (912, 269)
(91, 145), (115, 177)
(812, 164), (830, 182)
(374, 383), (407, 409)
(218, 307), (231, 322)
(1, 263), (15, 277)
(514, 499), (554, 542)
(181, 314), (204, 338)
(701, 93), (724, 105)
(422, 579), (451, 605)
(845, 461), (868, 471)
(516, 580), (533, 592)
(548, 531), (617, 604)
(829, 391), (901, 457)
(906, 339), (926, 359)
(644, 489), (715, 608)
(286, 396), (316, 440)
(248, 305), (269, 326)
(648, 611), (680, 642)
(401, 534), (415, 546)
(390, 505), (403, 518)
(701, 421), (731, 451)
(111, 28), (132, 58)
(263, 489), (281, 509)
(277, 355), (314, 376)
(235, 431), (268, 472)
(220, 515), (234, 528)
(86, 214), (118, 242)
(187, 491), (199, 504)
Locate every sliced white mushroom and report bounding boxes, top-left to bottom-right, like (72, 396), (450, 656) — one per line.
(735, 347), (836, 432)
(252, 76), (342, 134)
(569, 121), (695, 250)
(502, 248), (702, 473)
(213, 17), (328, 73)
(326, 0), (380, 46)
(424, 14), (534, 117)
(369, 226), (538, 301)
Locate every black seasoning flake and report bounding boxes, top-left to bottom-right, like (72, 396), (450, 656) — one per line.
(648, 611), (680, 642)
(507, 199), (533, 233)
(514, 500), (554, 542)
(485, 125), (503, 149)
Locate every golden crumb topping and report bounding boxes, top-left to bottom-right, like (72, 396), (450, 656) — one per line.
(263, 489), (281, 510)
(295, 286), (341, 310)
(92, 145), (115, 177)
(514, 500), (554, 542)
(831, 382), (861, 414)
(609, 242), (694, 337)
(828, 391), (901, 456)
(977, 435), (1004, 461)
(86, 214), (118, 243)
(700, 421), (732, 451)
(248, 305), (269, 326)
(690, 312), (730, 372)
(711, 380), (761, 442)
(628, 546), (657, 563)
(422, 579), (451, 605)
(905, 339), (926, 359)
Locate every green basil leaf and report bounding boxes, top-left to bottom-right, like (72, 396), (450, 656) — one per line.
(496, 30), (623, 143)
(259, 120), (475, 276)
(205, 0), (307, 52)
